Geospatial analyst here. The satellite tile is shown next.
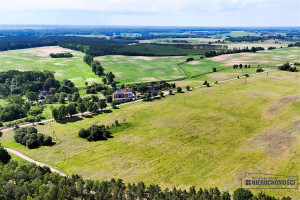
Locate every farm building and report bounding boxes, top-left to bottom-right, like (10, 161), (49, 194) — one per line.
(113, 89), (134, 101)
(146, 86), (159, 92)
(38, 91), (52, 99)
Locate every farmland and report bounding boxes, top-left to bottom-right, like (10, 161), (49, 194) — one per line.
(1, 70), (300, 198)
(0, 46), (100, 87)
(95, 55), (188, 83)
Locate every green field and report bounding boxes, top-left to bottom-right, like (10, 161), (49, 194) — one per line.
(95, 55), (188, 83)
(1, 70), (300, 198)
(0, 46), (101, 86)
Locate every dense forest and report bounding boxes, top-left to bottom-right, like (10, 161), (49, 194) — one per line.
(0, 36), (211, 56)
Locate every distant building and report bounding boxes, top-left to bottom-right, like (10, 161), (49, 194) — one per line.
(113, 89), (134, 101)
(146, 86), (159, 93)
(38, 91), (52, 99)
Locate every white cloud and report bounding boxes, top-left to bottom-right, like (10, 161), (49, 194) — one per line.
(0, 0), (271, 13)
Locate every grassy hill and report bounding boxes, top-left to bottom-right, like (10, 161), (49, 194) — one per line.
(1, 70), (299, 198)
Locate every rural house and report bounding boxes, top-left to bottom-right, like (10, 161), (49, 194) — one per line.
(38, 91), (52, 99)
(146, 86), (159, 93)
(113, 89), (134, 101)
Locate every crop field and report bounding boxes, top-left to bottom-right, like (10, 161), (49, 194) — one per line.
(95, 55), (188, 83)
(0, 46), (100, 86)
(209, 47), (300, 67)
(225, 39), (291, 49)
(1, 70), (300, 198)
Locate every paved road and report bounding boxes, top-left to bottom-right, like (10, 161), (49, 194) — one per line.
(5, 148), (67, 177)
(1, 68), (276, 177)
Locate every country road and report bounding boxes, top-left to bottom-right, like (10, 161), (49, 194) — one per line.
(0, 68), (276, 177)
(5, 148), (67, 177)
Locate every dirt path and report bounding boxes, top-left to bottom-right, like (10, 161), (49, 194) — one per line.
(5, 148), (67, 177)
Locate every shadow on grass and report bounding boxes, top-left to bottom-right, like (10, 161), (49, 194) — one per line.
(48, 142), (56, 147)
(101, 110), (113, 114)
(58, 117), (83, 124)
(83, 115), (93, 118)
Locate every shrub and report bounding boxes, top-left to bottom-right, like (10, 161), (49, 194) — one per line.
(177, 87), (182, 93)
(212, 67), (217, 72)
(186, 57), (194, 62)
(159, 91), (164, 97)
(0, 144), (11, 164)
(43, 136), (52, 146)
(78, 128), (89, 138)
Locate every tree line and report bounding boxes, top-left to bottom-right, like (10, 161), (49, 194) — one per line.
(50, 52), (73, 58)
(205, 47), (265, 58)
(51, 96), (109, 121)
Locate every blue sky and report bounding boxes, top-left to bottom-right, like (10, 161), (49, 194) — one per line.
(0, 0), (299, 26)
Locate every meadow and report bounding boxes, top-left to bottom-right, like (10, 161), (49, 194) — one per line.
(0, 46), (100, 87)
(1, 70), (300, 198)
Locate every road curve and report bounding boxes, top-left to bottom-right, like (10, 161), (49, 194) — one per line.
(5, 148), (67, 177)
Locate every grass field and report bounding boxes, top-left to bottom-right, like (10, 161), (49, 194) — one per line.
(95, 55), (188, 83)
(1, 70), (300, 198)
(0, 46), (101, 86)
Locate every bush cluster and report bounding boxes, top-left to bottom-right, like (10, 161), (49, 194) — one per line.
(14, 127), (52, 149)
(278, 62), (298, 72)
(78, 124), (112, 142)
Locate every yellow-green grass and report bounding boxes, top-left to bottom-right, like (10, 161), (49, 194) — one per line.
(95, 55), (188, 83)
(1, 70), (300, 198)
(0, 46), (101, 87)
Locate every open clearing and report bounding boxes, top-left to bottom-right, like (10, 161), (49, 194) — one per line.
(1, 70), (300, 198)
(95, 55), (188, 83)
(0, 46), (100, 86)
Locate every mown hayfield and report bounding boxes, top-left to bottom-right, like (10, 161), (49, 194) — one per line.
(0, 46), (100, 86)
(1, 70), (300, 198)
(95, 55), (188, 83)
(209, 47), (300, 67)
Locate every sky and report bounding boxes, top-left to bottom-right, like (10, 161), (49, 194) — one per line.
(0, 0), (299, 26)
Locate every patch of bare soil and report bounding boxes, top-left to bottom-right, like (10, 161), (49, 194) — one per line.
(242, 121), (300, 157)
(24, 46), (73, 57)
(187, 61), (200, 65)
(85, 78), (99, 82)
(265, 95), (300, 116)
(141, 77), (159, 81)
(132, 56), (156, 61)
(245, 91), (275, 98)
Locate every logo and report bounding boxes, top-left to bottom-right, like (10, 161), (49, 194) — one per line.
(240, 173), (298, 189)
